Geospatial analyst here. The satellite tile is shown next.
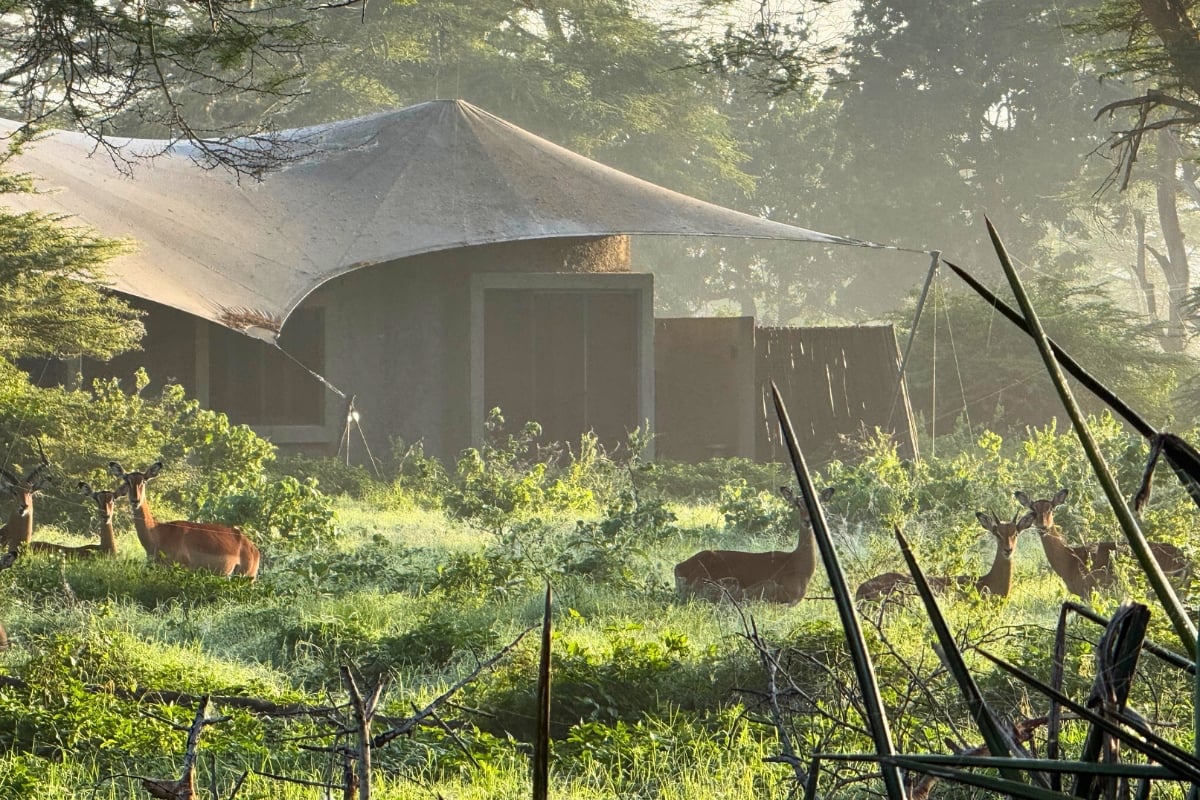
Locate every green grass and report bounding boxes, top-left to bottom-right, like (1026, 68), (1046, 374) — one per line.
(0, 490), (1191, 799)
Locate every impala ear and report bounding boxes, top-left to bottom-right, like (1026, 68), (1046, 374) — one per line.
(144, 461), (163, 479)
(819, 486), (834, 502)
(78, 481), (93, 496)
(1016, 511), (1035, 531)
(113, 482), (129, 499)
(1014, 490), (1031, 507)
(1052, 488), (1069, 505)
(976, 511), (995, 531)
(107, 462), (126, 479)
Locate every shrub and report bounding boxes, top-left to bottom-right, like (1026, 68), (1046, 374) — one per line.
(633, 457), (787, 502)
(198, 475), (338, 554)
(0, 365), (277, 534)
(386, 437), (453, 508)
(444, 409), (607, 531)
(716, 478), (791, 536)
(272, 454), (378, 498)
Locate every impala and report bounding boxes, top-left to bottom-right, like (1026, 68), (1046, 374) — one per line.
(108, 461), (261, 579)
(1016, 488), (1190, 597)
(674, 486), (834, 606)
(0, 439), (53, 551)
(856, 510), (1034, 602)
(30, 482), (120, 559)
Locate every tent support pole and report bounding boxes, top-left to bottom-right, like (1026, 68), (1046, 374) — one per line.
(888, 250), (940, 461)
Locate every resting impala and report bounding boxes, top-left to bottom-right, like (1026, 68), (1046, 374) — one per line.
(1016, 488), (1190, 598)
(30, 482), (120, 559)
(0, 439), (53, 551)
(108, 461), (261, 579)
(856, 510), (1034, 602)
(674, 486), (834, 605)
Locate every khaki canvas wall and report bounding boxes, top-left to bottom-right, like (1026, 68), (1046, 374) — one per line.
(654, 317), (756, 461)
(756, 326), (917, 466)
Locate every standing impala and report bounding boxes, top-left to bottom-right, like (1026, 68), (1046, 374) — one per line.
(108, 461), (261, 579)
(674, 486), (834, 605)
(31, 482), (120, 558)
(1016, 488), (1190, 597)
(856, 510), (1034, 602)
(0, 439), (53, 551)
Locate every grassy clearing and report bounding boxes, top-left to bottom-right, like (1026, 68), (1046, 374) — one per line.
(0, 422), (1194, 798)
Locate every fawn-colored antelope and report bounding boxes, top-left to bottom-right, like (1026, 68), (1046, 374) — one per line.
(0, 439), (53, 551)
(855, 510), (1034, 602)
(30, 482), (120, 559)
(674, 486), (834, 605)
(1016, 488), (1190, 597)
(108, 461), (260, 579)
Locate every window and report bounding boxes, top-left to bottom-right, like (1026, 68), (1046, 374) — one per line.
(209, 308), (325, 426)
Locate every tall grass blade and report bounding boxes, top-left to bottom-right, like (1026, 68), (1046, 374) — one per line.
(829, 754), (1175, 780)
(976, 648), (1200, 783)
(944, 258), (1200, 512)
(1071, 602), (1149, 799)
(985, 219), (1197, 658)
(892, 525), (1037, 786)
(1063, 602), (1195, 674)
(771, 383), (907, 800)
(533, 582), (552, 800)
(883, 757), (1107, 800)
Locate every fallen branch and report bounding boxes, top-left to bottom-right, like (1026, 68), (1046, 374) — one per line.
(137, 695), (228, 800)
(372, 623), (538, 749)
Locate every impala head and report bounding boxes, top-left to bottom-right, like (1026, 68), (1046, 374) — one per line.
(107, 461), (162, 510)
(78, 481), (121, 526)
(0, 438), (54, 517)
(778, 485), (835, 522)
(1013, 488), (1068, 531)
(975, 509), (1034, 560)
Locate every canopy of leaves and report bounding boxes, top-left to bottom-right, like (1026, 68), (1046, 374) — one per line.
(0, 208), (142, 361)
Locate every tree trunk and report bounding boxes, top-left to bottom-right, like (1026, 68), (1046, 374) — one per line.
(1155, 131), (1191, 351)
(1133, 209), (1159, 320)
(1137, 0), (1200, 96)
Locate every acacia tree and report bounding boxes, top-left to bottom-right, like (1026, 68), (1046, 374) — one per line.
(1079, 0), (1200, 351)
(0, 137), (143, 362)
(0, 0), (326, 176)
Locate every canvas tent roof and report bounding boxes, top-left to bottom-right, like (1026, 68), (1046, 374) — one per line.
(0, 99), (880, 339)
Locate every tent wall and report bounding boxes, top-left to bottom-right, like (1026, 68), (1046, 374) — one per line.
(470, 272), (654, 455)
(79, 237), (647, 465)
(81, 298), (200, 396)
(756, 325), (918, 466)
(653, 317), (756, 461)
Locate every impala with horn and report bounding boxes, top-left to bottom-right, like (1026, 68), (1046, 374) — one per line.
(0, 438), (53, 551)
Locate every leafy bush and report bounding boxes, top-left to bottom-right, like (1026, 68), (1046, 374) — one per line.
(272, 454), (378, 498)
(385, 437), (453, 508)
(444, 409), (605, 531)
(716, 478), (791, 536)
(555, 488), (677, 586)
(198, 475), (338, 554)
(0, 364), (277, 534)
(633, 456), (787, 502)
